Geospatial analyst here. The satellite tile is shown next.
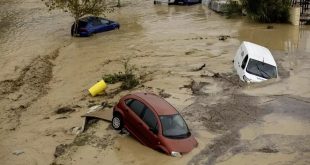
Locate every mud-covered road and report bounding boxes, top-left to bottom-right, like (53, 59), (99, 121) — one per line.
(0, 0), (310, 165)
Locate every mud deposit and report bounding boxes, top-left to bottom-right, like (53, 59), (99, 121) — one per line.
(1, 0), (310, 165)
(0, 51), (58, 130)
(187, 93), (310, 165)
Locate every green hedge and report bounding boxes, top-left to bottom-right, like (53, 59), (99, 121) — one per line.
(241, 0), (291, 23)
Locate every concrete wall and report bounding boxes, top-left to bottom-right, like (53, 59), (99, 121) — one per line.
(290, 7), (301, 26)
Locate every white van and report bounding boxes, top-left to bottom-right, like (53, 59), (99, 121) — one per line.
(234, 41), (278, 83)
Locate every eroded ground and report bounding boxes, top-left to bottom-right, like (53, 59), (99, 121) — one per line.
(0, 0), (310, 165)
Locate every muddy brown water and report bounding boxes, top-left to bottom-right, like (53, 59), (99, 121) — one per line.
(0, 0), (310, 165)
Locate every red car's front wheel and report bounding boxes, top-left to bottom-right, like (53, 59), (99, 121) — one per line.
(112, 114), (123, 130)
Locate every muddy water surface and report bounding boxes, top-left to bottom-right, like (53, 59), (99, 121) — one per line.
(0, 0), (72, 81)
(0, 0), (310, 165)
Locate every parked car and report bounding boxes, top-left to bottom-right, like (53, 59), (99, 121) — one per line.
(154, 0), (201, 5)
(174, 0), (202, 4)
(71, 16), (120, 37)
(112, 92), (198, 156)
(209, 0), (228, 12)
(234, 41), (278, 83)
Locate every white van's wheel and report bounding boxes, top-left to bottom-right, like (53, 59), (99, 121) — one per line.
(112, 114), (123, 130)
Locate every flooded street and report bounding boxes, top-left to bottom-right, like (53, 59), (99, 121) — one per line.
(0, 0), (310, 165)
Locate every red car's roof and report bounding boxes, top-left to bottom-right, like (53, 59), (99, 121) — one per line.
(131, 92), (178, 116)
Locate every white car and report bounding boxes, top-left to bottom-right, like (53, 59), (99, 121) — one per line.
(234, 41), (278, 83)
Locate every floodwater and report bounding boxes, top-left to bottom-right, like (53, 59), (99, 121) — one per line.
(0, 0), (310, 165)
(0, 0), (72, 81)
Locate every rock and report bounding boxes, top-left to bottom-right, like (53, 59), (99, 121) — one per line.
(55, 107), (75, 114)
(54, 144), (68, 158)
(43, 116), (50, 120)
(12, 150), (24, 156)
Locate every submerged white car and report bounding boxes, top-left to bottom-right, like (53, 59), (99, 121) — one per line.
(234, 41), (278, 83)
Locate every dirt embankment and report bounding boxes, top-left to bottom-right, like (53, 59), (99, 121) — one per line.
(0, 49), (59, 131)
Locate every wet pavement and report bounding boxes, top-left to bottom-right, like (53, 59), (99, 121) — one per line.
(0, 0), (310, 165)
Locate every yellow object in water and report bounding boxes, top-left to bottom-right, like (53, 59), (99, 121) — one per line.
(88, 80), (107, 96)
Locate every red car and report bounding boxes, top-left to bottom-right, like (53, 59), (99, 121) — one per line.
(112, 92), (198, 156)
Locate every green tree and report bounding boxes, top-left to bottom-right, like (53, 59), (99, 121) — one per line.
(241, 0), (291, 23)
(42, 0), (114, 36)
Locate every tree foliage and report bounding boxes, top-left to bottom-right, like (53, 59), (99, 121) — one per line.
(241, 0), (291, 23)
(42, 0), (114, 20)
(225, 0), (243, 18)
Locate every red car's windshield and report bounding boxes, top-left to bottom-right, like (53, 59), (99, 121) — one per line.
(159, 114), (190, 139)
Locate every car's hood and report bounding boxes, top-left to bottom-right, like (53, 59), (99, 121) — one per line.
(163, 135), (198, 154)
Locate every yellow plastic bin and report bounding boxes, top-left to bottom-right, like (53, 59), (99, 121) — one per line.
(88, 80), (107, 96)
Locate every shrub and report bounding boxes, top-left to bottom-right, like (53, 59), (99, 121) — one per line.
(241, 0), (291, 23)
(225, 0), (243, 18)
(103, 58), (139, 90)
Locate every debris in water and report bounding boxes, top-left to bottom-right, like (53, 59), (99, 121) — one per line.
(192, 64), (206, 71)
(212, 73), (221, 78)
(88, 105), (104, 113)
(257, 147), (279, 153)
(159, 89), (171, 98)
(12, 150), (24, 156)
(101, 102), (113, 108)
(55, 107), (75, 114)
(88, 80), (107, 96)
(181, 80), (209, 95)
(72, 105), (82, 108)
(267, 25), (274, 29)
(120, 128), (130, 135)
(56, 116), (69, 120)
(70, 126), (82, 135)
(218, 35), (230, 41)
(54, 144), (68, 158)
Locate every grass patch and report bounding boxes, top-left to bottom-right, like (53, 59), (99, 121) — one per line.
(103, 58), (139, 90)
